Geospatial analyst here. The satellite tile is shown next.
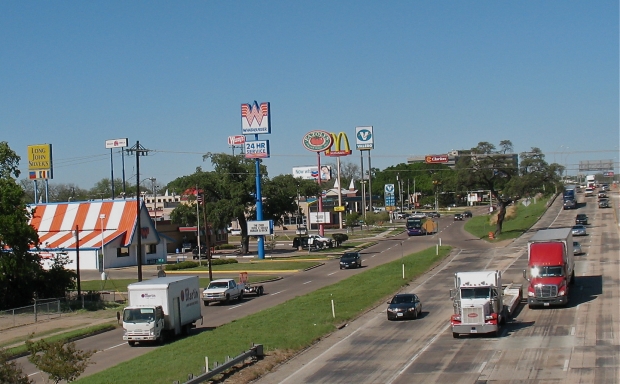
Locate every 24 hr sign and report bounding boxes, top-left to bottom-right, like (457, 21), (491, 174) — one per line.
(244, 140), (270, 159)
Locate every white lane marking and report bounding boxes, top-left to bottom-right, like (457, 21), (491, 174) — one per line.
(303, 281), (312, 285)
(228, 304), (243, 310)
(328, 272), (338, 276)
(478, 361), (487, 373)
(563, 359), (569, 371)
(386, 323), (451, 384)
(571, 327), (575, 336)
(271, 290), (284, 295)
(105, 343), (126, 351)
(279, 327), (365, 383)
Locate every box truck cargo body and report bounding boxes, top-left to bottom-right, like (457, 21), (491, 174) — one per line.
(123, 276), (202, 346)
(523, 228), (574, 308)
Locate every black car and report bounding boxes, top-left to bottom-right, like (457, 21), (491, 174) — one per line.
(454, 213), (463, 221)
(386, 293), (422, 320)
(462, 210), (473, 218)
(575, 214), (588, 225)
(292, 236), (309, 249)
(339, 252), (363, 269)
(426, 211), (441, 218)
(192, 246), (209, 259)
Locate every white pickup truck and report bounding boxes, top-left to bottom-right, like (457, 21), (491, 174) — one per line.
(202, 278), (245, 306)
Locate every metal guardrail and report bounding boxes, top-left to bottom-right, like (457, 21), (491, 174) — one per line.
(174, 344), (263, 384)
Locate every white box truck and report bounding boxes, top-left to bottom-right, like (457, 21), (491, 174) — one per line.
(122, 275), (203, 346)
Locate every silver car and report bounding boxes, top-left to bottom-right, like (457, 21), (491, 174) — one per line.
(573, 241), (582, 255)
(571, 225), (587, 236)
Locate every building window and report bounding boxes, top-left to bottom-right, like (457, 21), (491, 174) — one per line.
(146, 244), (157, 254)
(117, 247), (129, 258)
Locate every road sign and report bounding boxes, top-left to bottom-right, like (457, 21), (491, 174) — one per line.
(603, 171), (614, 177)
(384, 184), (395, 194)
(385, 195), (395, 207)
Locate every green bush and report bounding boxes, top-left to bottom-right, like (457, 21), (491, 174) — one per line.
(331, 233), (349, 247)
(165, 261), (199, 270)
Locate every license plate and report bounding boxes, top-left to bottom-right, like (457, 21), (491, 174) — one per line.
(397, 313), (403, 317)
(470, 329), (478, 333)
(544, 303), (550, 306)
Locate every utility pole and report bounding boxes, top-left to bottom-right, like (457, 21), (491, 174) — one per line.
(127, 141), (150, 282)
(149, 177), (157, 229)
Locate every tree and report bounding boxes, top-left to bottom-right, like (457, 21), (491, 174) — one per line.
(504, 148), (560, 197)
(0, 348), (32, 384)
(26, 338), (94, 383)
(0, 142), (43, 310)
(262, 175), (320, 227)
(456, 141), (518, 235)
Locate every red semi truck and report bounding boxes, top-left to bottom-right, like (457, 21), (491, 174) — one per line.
(523, 228), (574, 308)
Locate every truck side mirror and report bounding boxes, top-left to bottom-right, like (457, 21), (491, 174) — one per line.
(522, 269), (529, 282)
(449, 289), (454, 299)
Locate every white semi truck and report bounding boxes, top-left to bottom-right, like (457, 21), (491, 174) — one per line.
(122, 276), (203, 346)
(450, 270), (522, 338)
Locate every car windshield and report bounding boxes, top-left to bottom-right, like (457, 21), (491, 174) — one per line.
(531, 266), (564, 277)
(460, 287), (490, 299)
(341, 253), (358, 261)
(391, 295), (416, 304)
(123, 308), (155, 323)
(208, 282), (229, 289)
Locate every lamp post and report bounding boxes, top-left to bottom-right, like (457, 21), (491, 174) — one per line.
(99, 214), (107, 281)
(149, 177), (157, 229)
(433, 180), (441, 212)
(297, 185), (302, 251)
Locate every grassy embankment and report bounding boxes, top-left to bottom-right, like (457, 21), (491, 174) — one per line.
(76, 245), (452, 384)
(464, 195), (552, 242)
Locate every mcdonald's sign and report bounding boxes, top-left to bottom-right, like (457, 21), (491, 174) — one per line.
(325, 132), (352, 157)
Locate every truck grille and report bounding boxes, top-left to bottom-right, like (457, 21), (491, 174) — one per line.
(126, 329), (149, 336)
(462, 307), (484, 324)
(535, 285), (558, 298)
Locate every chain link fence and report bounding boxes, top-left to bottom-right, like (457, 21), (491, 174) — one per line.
(0, 291), (127, 331)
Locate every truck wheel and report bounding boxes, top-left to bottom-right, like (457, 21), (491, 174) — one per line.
(238, 292), (244, 301)
(128, 341), (136, 347)
(452, 332), (459, 339)
(570, 270), (575, 285)
(158, 332), (165, 345)
(225, 294), (230, 304)
(258, 287), (263, 295)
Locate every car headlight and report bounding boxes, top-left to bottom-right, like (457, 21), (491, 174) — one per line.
(407, 307), (416, 312)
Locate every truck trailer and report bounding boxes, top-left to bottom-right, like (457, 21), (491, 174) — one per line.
(523, 228), (574, 308)
(450, 270), (522, 338)
(122, 275), (203, 346)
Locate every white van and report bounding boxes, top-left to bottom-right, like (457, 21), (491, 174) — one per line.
(584, 188), (594, 197)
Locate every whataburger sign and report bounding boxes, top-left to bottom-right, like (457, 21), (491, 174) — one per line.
(325, 132), (352, 157)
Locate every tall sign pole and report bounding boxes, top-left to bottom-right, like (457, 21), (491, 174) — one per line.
(356, 127), (374, 211)
(325, 132), (352, 229)
(302, 131), (333, 237)
(27, 144), (53, 203)
(105, 138), (128, 200)
(241, 101), (271, 260)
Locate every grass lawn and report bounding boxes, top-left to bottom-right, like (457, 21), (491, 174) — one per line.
(75, 245), (452, 384)
(464, 195), (551, 241)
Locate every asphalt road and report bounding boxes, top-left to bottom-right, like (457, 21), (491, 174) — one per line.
(20, 209), (493, 382)
(255, 193), (620, 383)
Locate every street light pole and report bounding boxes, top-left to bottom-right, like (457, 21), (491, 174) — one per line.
(99, 214), (107, 281)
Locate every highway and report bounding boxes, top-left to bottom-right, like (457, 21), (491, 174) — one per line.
(256, 193), (620, 383)
(20, 209), (491, 382)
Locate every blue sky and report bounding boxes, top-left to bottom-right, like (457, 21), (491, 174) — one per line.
(2, 1), (618, 190)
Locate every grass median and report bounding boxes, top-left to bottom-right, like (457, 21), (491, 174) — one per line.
(464, 195), (551, 241)
(76, 245), (452, 384)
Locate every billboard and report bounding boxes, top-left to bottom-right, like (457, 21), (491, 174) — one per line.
(302, 130), (332, 152)
(27, 144), (53, 179)
(292, 166), (332, 181)
(228, 135), (245, 146)
(247, 220), (273, 236)
(355, 126), (374, 150)
(105, 138), (128, 149)
(325, 132), (352, 157)
(241, 101), (271, 135)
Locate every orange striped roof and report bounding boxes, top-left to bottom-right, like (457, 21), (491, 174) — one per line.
(29, 200), (140, 250)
